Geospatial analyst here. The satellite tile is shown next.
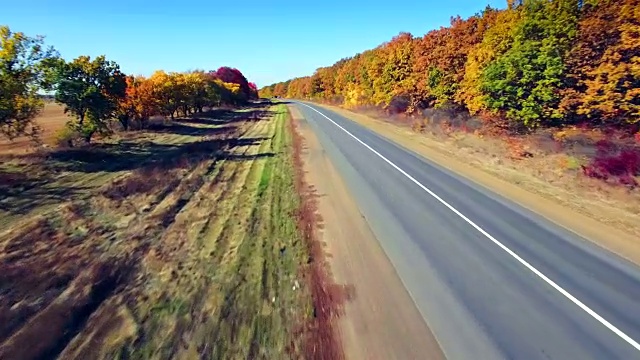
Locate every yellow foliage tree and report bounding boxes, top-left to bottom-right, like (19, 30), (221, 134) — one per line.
(457, 8), (522, 114)
(577, 0), (640, 125)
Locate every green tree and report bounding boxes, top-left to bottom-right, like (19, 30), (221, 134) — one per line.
(457, 7), (521, 114)
(480, 0), (580, 129)
(53, 55), (126, 143)
(0, 25), (58, 140)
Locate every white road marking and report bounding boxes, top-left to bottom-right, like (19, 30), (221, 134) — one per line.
(297, 101), (640, 352)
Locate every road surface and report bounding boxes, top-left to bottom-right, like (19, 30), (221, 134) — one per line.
(293, 101), (640, 359)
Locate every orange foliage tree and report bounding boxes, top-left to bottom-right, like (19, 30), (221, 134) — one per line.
(260, 0), (639, 133)
(561, 0), (640, 127)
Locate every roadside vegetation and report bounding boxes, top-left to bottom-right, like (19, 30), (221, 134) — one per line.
(260, 0), (640, 189)
(0, 103), (331, 359)
(1, 24), (341, 359)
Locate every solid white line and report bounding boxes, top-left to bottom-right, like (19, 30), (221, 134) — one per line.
(297, 101), (640, 352)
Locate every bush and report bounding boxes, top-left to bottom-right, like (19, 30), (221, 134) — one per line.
(54, 125), (81, 148)
(387, 95), (411, 115)
(411, 119), (427, 133)
(558, 155), (582, 171)
(582, 140), (640, 186)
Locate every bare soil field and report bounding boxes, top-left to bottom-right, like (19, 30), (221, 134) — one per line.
(0, 103), (326, 359)
(0, 102), (71, 154)
(316, 104), (640, 266)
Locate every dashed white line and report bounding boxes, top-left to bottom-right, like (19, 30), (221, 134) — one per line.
(297, 101), (640, 352)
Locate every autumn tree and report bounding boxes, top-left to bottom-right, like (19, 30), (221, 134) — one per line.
(412, 27), (449, 108)
(273, 81), (288, 98)
(259, 84), (274, 98)
(561, 0), (640, 127)
(412, 10), (497, 110)
(262, 0), (640, 134)
(53, 55), (126, 143)
(286, 77), (303, 99)
(115, 75), (139, 131)
(367, 33), (416, 108)
(186, 71), (208, 113)
(0, 26), (58, 140)
(308, 67), (337, 101)
(334, 56), (360, 106)
(480, 0), (580, 129)
(148, 70), (180, 119)
(355, 51), (378, 105)
(115, 75), (157, 130)
(199, 71), (227, 110)
(213, 66), (254, 102)
(173, 72), (190, 117)
(457, 7), (522, 114)
(248, 82), (258, 99)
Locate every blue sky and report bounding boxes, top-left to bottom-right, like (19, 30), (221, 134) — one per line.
(1, 0), (505, 87)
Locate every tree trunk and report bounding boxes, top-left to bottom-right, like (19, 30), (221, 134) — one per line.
(119, 116), (129, 131)
(84, 131), (94, 144)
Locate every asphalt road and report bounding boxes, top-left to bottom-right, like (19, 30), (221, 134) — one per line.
(293, 101), (640, 359)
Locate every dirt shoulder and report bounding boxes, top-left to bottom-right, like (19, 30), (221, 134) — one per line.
(313, 103), (640, 267)
(289, 105), (445, 360)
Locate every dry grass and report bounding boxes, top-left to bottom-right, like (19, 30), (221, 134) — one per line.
(289, 107), (346, 360)
(430, 128), (640, 229)
(0, 103), (320, 359)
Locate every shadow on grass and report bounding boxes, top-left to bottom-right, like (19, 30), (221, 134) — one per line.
(146, 123), (235, 137)
(223, 152), (275, 161)
(44, 134), (275, 174)
(0, 172), (92, 215)
(182, 108), (277, 127)
(0, 105), (276, 217)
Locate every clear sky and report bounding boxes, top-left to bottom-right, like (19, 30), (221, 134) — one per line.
(1, 0), (505, 87)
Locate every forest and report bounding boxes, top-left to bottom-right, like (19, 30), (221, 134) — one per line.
(260, 0), (639, 134)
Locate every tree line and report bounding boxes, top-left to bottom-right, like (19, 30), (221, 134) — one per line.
(260, 0), (639, 133)
(0, 25), (258, 144)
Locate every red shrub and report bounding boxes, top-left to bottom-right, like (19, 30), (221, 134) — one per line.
(582, 140), (640, 186)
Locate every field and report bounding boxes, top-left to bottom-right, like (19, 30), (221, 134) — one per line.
(0, 102), (72, 154)
(0, 102), (320, 359)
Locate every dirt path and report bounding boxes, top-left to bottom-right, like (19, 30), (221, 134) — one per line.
(290, 105), (445, 360)
(315, 104), (640, 268)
